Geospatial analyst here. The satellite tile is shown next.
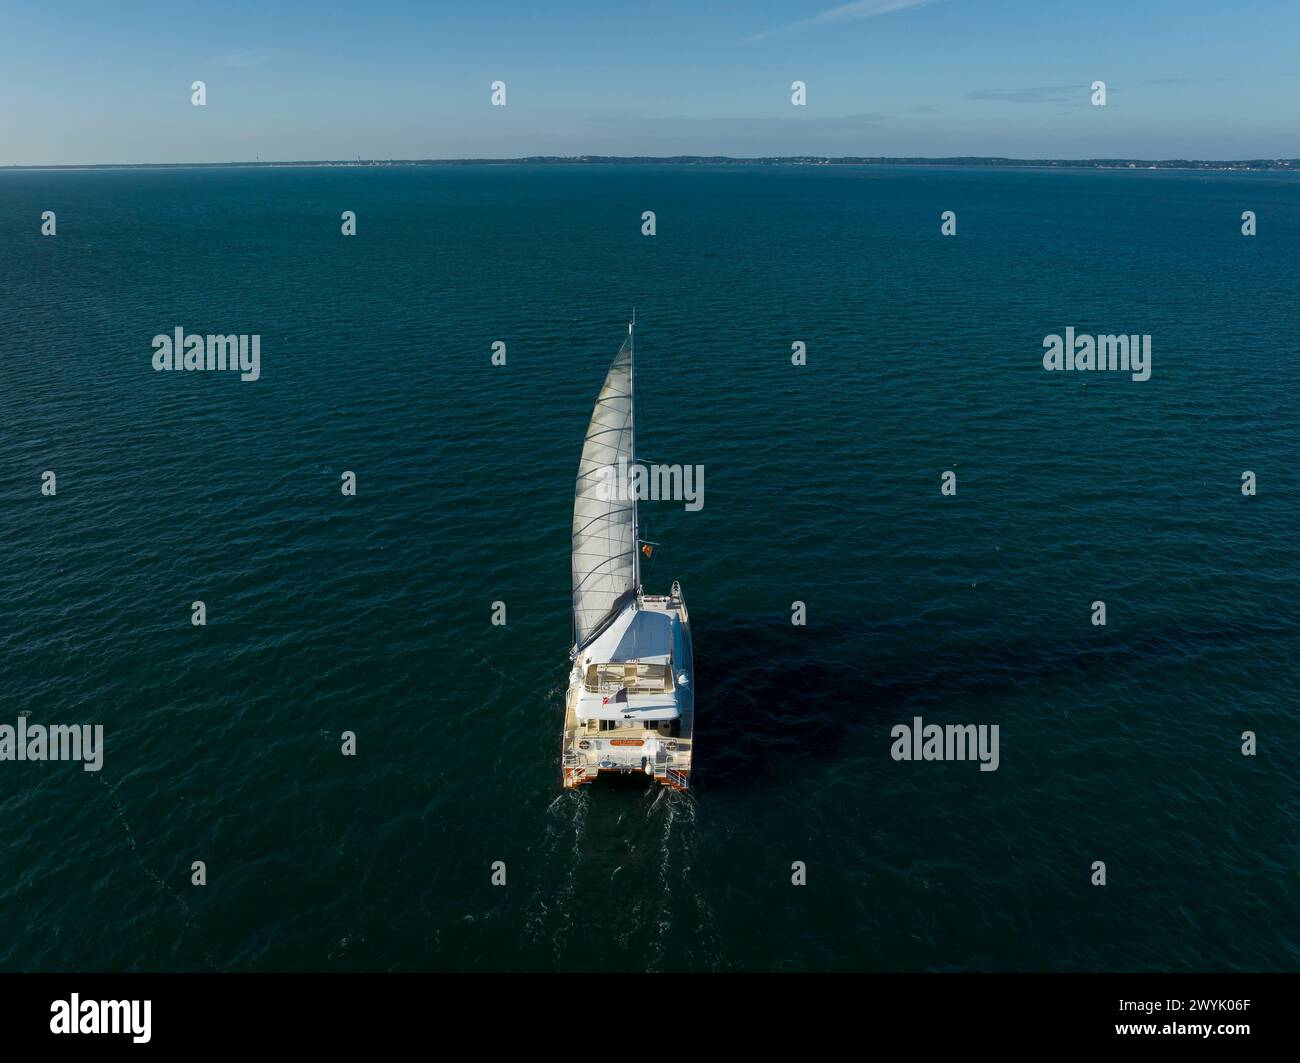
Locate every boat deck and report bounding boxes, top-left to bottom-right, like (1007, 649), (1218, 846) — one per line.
(562, 592), (693, 790)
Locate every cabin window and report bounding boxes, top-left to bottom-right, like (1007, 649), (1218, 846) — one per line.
(584, 662), (674, 694)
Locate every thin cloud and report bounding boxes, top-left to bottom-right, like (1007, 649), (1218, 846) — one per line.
(207, 51), (275, 69)
(967, 85), (1079, 104)
(744, 0), (946, 43)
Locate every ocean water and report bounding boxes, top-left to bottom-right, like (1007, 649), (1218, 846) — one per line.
(0, 163), (1297, 972)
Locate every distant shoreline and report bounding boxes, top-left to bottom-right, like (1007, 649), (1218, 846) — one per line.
(3, 155), (1298, 173)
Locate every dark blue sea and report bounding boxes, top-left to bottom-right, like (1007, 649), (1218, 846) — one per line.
(1, 163), (1297, 971)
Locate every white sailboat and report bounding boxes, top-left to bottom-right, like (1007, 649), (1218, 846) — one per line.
(561, 315), (694, 790)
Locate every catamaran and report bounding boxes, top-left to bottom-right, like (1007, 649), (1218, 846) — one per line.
(561, 315), (694, 790)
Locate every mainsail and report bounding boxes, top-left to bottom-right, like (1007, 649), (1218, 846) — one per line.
(571, 327), (637, 650)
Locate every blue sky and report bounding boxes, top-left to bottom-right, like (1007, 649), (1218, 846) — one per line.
(2, 0), (1297, 164)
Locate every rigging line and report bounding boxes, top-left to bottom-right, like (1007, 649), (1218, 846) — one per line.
(580, 424), (630, 444)
(571, 507), (634, 540)
(573, 559), (635, 594)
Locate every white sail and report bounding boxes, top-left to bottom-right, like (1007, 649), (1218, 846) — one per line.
(572, 331), (637, 650)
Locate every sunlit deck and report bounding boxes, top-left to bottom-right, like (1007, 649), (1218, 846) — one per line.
(562, 588), (693, 790)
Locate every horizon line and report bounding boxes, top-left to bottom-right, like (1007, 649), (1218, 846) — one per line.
(3, 154), (1299, 172)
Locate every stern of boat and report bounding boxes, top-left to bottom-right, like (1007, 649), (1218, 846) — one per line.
(561, 581), (693, 791)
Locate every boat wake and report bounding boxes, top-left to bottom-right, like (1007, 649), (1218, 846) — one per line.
(94, 773), (220, 971)
(519, 781), (727, 971)
(519, 787), (589, 964)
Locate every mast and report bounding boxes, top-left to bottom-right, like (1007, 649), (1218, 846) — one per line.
(630, 309), (639, 594)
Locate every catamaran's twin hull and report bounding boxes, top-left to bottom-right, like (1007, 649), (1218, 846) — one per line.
(561, 588), (693, 791)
